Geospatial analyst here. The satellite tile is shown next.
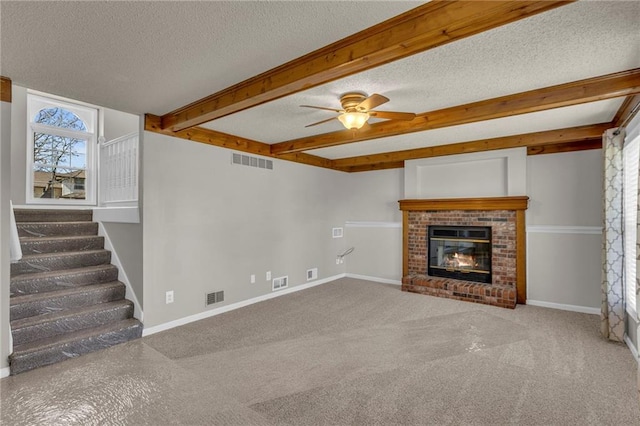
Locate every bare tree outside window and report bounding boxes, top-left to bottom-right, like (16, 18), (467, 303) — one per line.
(33, 108), (88, 199)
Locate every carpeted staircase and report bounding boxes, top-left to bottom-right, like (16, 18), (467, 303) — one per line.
(8, 209), (142, 375)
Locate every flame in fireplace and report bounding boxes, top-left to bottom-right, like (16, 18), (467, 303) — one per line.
(444, 252), (477, 269)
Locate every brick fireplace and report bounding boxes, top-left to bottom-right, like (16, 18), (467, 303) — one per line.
(399, 197), (528, 309)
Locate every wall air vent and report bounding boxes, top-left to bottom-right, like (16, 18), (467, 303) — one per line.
(206, 291), (224, 306)
(232, 153), (273, 170)
(307, 268), (318, 281)
(272, 276), (288, 291)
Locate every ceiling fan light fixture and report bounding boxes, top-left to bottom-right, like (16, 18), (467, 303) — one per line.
(338, 111), (369, 130)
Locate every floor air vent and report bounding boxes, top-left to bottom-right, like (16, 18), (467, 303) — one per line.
(272, 276), (288, 291)
(232, 153), (273, 170)
(206, 291), (224, 306)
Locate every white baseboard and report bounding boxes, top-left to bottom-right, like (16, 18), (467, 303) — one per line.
(0, 366), (10, 379)
(624, 334), (639, 364)
(98, 223), (143, 322)
(527, 299), (600, 315)
(142, 273), (347, 337)
(345, 273), (401, 285)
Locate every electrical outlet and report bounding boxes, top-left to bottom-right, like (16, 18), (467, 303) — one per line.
(336, 257), (340, 264)
(250, 274), (256, 284)
(266, 271), (271, 281)
(165, 290), (174, 304)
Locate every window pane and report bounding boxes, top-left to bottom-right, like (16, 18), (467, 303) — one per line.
(32, 131), (87, 200)
(34, 107), (87, 131)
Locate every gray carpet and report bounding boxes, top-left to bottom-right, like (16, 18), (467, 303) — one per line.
(1, 278), (639, 425)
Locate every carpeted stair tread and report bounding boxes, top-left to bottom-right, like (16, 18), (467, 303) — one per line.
(10, 281), (127, 321)
(9, 319), (143, 375)
(10, 264), (119, 296)
(20, 235), (105, 254)
(12, 317), (141, 353)
(13, 209), (93, 223)
(9, 207), (142, 375)
(17, 221), (98, 237)
(11, 249), (112, 276)
(11, 300), (134, 346)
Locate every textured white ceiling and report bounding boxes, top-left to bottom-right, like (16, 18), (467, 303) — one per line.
(0, 1), (422, 115)
(205, 0), (640, 145)
(2, 1), (639, 162)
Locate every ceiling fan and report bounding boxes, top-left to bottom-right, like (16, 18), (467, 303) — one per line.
(301, 92), (416, 130)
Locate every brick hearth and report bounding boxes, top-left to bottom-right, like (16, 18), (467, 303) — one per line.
(399, 197), (528, 309)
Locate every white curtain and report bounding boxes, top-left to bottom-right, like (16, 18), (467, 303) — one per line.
(602, 128), (625, 342)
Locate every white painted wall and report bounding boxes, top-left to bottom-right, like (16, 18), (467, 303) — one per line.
(1, 99), (12, 374)
(142, 132), (349, 328)
(9, 85), (27, 205)
(526, 150), (603, 312)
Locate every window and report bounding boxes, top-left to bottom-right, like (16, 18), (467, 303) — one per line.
(27, 93), (97, 204)
(623, 121), (640, 318)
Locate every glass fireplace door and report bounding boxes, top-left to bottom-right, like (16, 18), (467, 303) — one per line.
(428, 226), (492, 284)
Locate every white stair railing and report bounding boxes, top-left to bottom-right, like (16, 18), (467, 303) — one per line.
(99, 132), (139, 206)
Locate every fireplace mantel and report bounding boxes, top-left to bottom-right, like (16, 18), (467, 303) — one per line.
(399, 196), (529, 212)
(399, 196), (529, 307)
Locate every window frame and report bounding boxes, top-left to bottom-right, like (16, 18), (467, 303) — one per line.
(26, 92), (99, 205)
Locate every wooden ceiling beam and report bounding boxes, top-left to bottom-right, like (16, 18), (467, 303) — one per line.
(0, 76), (12, 103)
(613, 94), (640, 127)
(272, 68), (640, 155)
(332, 123), (610, 169)
(145, 114), (336, 171)
(336, 161), (406, 173)
(160, 1), (573, 132)
(526, 138), (602, 155)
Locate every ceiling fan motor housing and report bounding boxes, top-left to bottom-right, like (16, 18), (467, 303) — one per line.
(340, 92), (368, 112)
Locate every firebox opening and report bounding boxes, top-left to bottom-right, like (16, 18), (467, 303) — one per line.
(428, 226), (492, 284)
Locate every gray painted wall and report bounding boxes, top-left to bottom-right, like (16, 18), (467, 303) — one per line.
(526, 150), (603, 310)
(142, 132), (349, 328)
(346, 149), (605, 313)
(103, 222), (143, 308)
(344, 169), (403, 281)
(1, 100), (12, 371)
